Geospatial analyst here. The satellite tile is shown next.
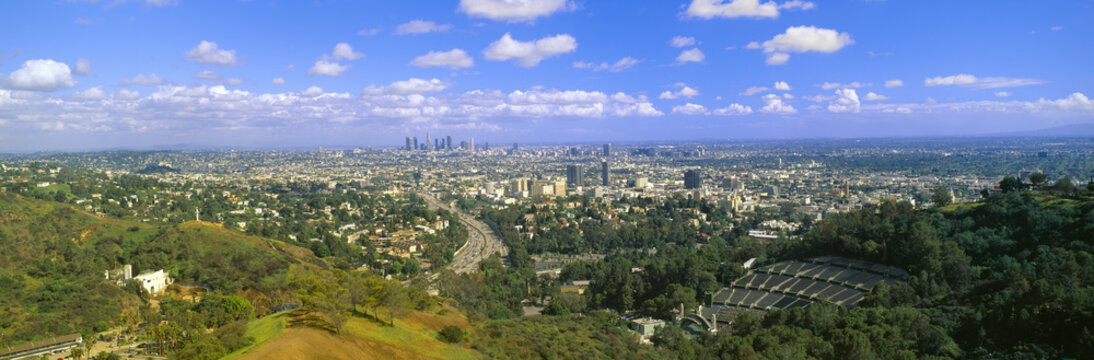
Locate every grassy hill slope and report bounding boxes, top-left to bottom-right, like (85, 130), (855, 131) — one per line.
(225, 306), (482, 360)
(0, 193), (315, 345)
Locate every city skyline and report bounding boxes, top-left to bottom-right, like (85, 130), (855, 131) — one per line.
(1, 1), (1093, 151)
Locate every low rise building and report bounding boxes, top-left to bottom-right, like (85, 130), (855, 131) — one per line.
(629, 318), (665, 343)
(0, 333), (82, 360)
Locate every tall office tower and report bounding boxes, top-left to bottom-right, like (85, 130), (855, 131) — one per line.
(470, 137), (475, 152)
(405, 137), (412, 151)
(566, 164), (584, 187)
(722, 176), (741, 191)
(513, 143), (519, 151)
(446, 136), (453, 150)
(601, 160), (610, 186)
(484, 142), (489, 150)
(425, 132), (431, 150)
(460, 141), (468, 149)
(684, 169), (701, 189)
(603, 143), (611, 157)
(435, 139), (441, 150)
(413, 137), (418, 150)
(570, 147), (580, 156)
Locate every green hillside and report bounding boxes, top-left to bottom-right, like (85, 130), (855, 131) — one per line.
(222, 306), (483, 360)
(469, 312), (663, 359)
(0, 192), (315, 345)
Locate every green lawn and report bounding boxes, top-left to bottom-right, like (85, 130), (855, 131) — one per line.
(221, 311), (291, 360)
(344, 316), (482, 360)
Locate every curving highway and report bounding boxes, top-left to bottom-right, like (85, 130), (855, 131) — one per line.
(419, 192), (507, 275)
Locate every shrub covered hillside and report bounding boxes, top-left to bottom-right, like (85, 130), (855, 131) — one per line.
(0, 192), (314, 344)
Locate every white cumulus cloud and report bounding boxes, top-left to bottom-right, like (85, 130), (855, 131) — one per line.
(1032, 92), (1093, 112)
(272, 77), (285, 85)
(884, 79), (903, 88)
(660, 83), (700, 99)
(301, 86), (324, 97)
(713, 103), (753, 116)
(828, 89), (860, 113)
(676, 48), (705, 64)
(183, 41), (238, 66)
(685, 0), (813, 19)
(484, 33), (577, 67)
(672, 103), (709, 115)
(862, 92), (888, 101)
(5, 59), (77, 92)
(995, 91), (1011, 97)
(326, 43), (364, 61)
(760, 93), (796, 114)
(765, 53), (790, 65)
(748, 26), (853, 65)
(308, 60), (350, 77)
(411, 49), (475, 69)
(458, 0), (571, 23)
(774, 81), (791, 91)
(685, 0), (776, 19)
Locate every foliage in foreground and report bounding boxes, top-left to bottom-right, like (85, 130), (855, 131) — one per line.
(0, 193), (304, 345)
(469, 311), (665, 359)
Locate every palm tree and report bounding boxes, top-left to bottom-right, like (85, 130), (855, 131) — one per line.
(83, 333), (97, 357)
(70, 346), (84, 360)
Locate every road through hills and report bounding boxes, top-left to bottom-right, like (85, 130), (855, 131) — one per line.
(419, 192), (507, 275)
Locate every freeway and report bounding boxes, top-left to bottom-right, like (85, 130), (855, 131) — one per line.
(419, 192), (507, 275)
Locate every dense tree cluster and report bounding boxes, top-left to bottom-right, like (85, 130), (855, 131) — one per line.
(470, 311), (665, 359)
(655, 303), (957, 359)
(649, 186), (1094, 358)
(481, 194), (733, 255)
(478, 181), (1094, 358)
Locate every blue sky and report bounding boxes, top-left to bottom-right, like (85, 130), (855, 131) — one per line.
(0, 0), (1092, 151)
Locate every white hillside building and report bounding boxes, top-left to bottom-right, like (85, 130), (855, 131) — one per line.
(105, 264), (173, 296)
(133, 270), (173, 295)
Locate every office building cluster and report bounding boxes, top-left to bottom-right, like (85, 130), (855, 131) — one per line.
(405, 133), (486, 152)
